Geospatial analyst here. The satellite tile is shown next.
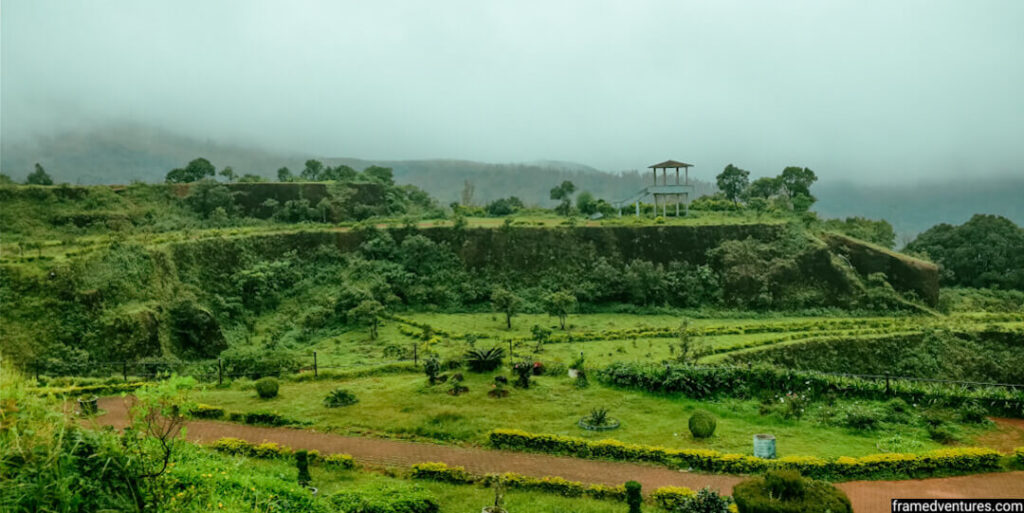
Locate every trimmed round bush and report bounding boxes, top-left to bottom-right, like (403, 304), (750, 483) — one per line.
(255, 377), (279, 399)
(324, 388), (358, 408)
(688, 410), (717, 438)
(733, 471), (852, 513)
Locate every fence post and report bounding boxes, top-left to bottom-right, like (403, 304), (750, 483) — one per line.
(413, 344), (418, 366)
(313, 351), (318, 378)
(218, 358), (223, 385)
(123, 361), (128, 382)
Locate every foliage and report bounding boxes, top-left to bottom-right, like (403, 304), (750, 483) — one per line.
(210, 437), (356, 468)
(778, 166), (817, 199)
(409, 462), (628, 502)
(650, 487), (698, 511)
(625, 480), (642, 513)
(166, 157), (216, 183)
(26, 163), (54, 185)
(255, 377), (279, 399)
(487, 429), (1003, 480)
(907, 214), (1024, 290)
(491, 287), (522, 329)
(543, 290), (577, 330)
(424, 357), (442, 385)
(716, 164), (750, 204)
(484, 196), (525, 216)
(512, 358), (534, 388)
(732, 471), (852, 513)
(464, 346), (504, 373)
(672, 487), (733, 513)
(585, 407), (611, 427)
(324, 387), (359, 407)
(296, 449), (312, 486)
(688, 410), (717, 438)
(329, 482), (440, 513)
(821, 216), (896, 249)
(350, 299), (386, 339)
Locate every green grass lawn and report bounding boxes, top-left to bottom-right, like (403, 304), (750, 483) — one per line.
(201, 370), (992, 460)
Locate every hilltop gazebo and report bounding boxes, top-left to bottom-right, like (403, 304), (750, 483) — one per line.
(648, 160), (694, 217)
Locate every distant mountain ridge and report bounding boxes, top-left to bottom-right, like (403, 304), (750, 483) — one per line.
(3, 123), (1021, 238)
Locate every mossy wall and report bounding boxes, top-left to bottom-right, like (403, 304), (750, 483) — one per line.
(823, 233), (939, 306)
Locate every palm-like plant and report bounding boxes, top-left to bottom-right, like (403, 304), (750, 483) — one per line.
(586, 407), (610, 427)
(464, 346), (505, 372)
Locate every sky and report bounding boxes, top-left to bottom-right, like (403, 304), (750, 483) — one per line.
(2, 0), (1023, 182)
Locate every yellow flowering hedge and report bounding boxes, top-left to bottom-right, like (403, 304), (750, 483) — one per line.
(409, 462), (627, 501)
(211, 437), (355, 468)
(488, 429), (1003, 480)
(1015, 447), (1024, 468)
(650, 486), (697, 510)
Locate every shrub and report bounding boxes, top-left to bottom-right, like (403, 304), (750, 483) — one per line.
(296, 450), (311, 486)
(324, 388), (358, 407)
(424, 357), (441, 385)
(487, 429), (1002, 480)
(651, 486), (697, 510)
(674, 487), (732, 513)
(688, 410), (717, 438)
(192, 403), (225, 419)
(958, 401), (989, 424)
(465, 346), (504, 372)
(928, 424), (959, 445)
(586, 408), (612, 427)
(1015, 447), (1024, 468)
(625, 481), (642, 513)
(243, 411), (290, 426)
(512, 358), (533, 388)
(255, 377), (279, 399)
(838, 404), (878, 430)
(409, 462), (626, 501)
(733, 472), (852, 513)
(329, 482), (440, 513)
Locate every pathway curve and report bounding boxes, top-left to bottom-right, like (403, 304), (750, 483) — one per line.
(92, 397), (1024, 512)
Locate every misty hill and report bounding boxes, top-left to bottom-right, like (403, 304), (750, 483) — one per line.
(3, 123), (1021, 237)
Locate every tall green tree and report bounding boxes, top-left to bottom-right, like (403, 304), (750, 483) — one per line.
(301, 159), (324, 181)
(716, 164), (750, 204)
(349, 299), (385, 339)
(550, 180), (576, 216)
(491, 287), (523, 329)
(25, 163), (54, 185)
(543, 290), (577, 329)
(778, 166), (817, 198)
(277, 166), (294, 182)
(165, 157), (216, 183)
(219, 166), (237, 182)
(364, 166), (395, 185)
(746, 176), (781, 199)
(576, 191), (598, 216)
(907, 214), (1024, 290)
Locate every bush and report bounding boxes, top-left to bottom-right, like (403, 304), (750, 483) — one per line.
(677, 487), (733, 513)
(191, 403), (225, 419)
(733, 472), (852, 513)
(651, 486), (697, 510)
(688, 410), (717, 438)
(625, 481), (642, 513)
(255, 377), (279, 399)
(958, 401), (989, 424)
(324, 388), (359, 407)
(487, 429), (1002, 480)
(329, 482), (440, 513)
(296, 450), (311, 486)
(838, 404), (878, 430)
(928, 424), (959, 445)
(408, 462), (627, 501)
(242, 411), (292, 426)
(465, 346), (504, 372)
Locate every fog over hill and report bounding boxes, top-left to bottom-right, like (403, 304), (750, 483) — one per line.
(2, 124), (1021, 239)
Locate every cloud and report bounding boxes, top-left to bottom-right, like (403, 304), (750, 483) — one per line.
(3, 0), (1023, 182)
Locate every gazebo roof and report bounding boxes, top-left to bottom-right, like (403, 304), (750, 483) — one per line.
(648, 160), (693, 169)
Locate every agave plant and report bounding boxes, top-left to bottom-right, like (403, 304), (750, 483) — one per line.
(464, 346), (505, 372)
(586, 407), (610, 427)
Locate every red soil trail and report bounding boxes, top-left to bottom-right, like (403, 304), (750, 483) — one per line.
(91, 397), (1024, 512)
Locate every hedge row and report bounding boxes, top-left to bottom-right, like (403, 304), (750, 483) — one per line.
(409, 462), (692, 504)
(487, 429), (1003, 481)
(1016, 448), (1024, 468)
(33, 381), (150, 397)
(210, 437), (355, 468)
(598, 362), (1024, 418)
(188, 404), (311, 427)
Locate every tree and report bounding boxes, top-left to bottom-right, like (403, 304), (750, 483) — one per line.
(530, 324), (552, 352)
(25, 163), (54, 185)
(364, 165), (394, 185)
(322, 164), (357, 181)
(491, 287), (522, 329)
(277, 166), (294, 182)
(906, 214), (1024, 290)
(238, 173), (265, 182)
(219, 166), (237, 182)
(550, 180), (576, 216)
(165, 157), (215, 183)
(716, 164), (750, 205)
(184, 179), (235, 218)
(301, 159), (324, 181)
(576, 191), (598, 216)
(461, 179), (475, 206)
(485, 196), (524, 216)
(746, 176), (781, 199)
(349, 299), (385, 339)
(778, 166), (817, 198)
(0, 172), (14, 184)
(543, 290), (577, 329)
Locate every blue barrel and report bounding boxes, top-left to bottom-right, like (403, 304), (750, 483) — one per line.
(753, 434), (776, 459)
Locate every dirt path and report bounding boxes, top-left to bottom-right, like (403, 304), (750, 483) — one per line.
(93, 397), (1024, 512)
